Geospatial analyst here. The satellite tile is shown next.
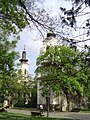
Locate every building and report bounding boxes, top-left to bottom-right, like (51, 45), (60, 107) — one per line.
(40, 29), (59, 52)
(18, 47), (31, 105)
(36, 28), (87, 111)
(19, 46), (29, 81)
(36, 29), (68, 111)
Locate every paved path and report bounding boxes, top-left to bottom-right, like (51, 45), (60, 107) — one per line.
(7, 108), (90, 120)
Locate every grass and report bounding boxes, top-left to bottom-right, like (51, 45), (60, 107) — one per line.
(80, 109), (90, 113)
(0, 112), (77, 120)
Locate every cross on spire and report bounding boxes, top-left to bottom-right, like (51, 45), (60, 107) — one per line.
(24, 45), (25, 51)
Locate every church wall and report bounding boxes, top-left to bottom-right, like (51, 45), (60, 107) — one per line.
(37, 79), (68, 111)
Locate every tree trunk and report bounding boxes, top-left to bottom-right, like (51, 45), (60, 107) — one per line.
(67, 99), (70, 111)
(65, 93), (70, 111)
(63, 89), (70, 111)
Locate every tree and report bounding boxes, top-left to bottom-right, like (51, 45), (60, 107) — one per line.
(0, 32), (19, 106)
(0, 0), (47, 107)
(14, 68), (37, 108)
(0, 0), (50, 35)
(0, 0), (89, 42)
(80, 46), (90, 108)
(36, 45), (89, 111)
(58, 0), (90, 46)
(58, 0), (90, 109)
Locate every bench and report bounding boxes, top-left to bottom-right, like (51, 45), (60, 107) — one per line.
(71, 108), (81, 112)
(0, 108), (7, 112)
(31, 111), (44, 116)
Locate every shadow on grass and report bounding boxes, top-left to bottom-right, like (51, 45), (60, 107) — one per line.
(0, 112), (79, 120)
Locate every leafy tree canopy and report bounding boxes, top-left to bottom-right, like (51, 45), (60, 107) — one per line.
(0, 33), (20, 102)
(0, 0), (50, 34)
(59, 0), (90, 46)
(35, 45), (89, 107)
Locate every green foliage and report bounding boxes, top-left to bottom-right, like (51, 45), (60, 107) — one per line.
(0, 0), (50, 35)
(87, 93), (90, 109)
(60, 0), (90, 45)
(13, 72), (37, 108)
(0, 32), (20, 104)
(30, 86), (37, 107)
(36, 45), (90, 109)
(0, 0), (28, 34)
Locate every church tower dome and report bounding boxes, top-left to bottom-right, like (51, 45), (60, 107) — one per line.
(19, 47), (28, 63)
(47, 29), (56, 38)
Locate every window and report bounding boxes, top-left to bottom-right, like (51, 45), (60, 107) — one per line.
(25, 69), (27, 74)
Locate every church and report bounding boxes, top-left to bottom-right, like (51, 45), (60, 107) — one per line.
(36, 28), (87, 112)
(18, 46), (33, 106)
(18, 29), (84, 111)
(19, 46), (29, 82)
(18, 29), (68, 111)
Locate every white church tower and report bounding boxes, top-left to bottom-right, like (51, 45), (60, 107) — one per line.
(40, 29), (59, 53)
(37, 29), (73, 111)
(37, 29), (61, 109)
(19, 46), (29, 81)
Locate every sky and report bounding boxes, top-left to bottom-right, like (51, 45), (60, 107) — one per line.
(15, 0), (90, 77)
(16, 29), (43, 76)
(15, 0), (73, 77)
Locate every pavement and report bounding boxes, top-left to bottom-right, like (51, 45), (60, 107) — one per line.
(7, 108), (90, 120)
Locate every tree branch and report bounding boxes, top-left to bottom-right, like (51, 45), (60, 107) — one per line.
(19, 0), (49, 29)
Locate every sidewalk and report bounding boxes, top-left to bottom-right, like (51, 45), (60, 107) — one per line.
(7, 108), (90, 120)
(7, 108), (75, 118)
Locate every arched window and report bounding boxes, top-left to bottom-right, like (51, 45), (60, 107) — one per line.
(24, 69), (27, 74)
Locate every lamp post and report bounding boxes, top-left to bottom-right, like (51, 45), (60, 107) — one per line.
(46, 85), (50, 117)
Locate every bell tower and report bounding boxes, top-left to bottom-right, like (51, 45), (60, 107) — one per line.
(40, 28), (59, 53)
(19, 46), (29, 80)
(37, 28), (59, 107)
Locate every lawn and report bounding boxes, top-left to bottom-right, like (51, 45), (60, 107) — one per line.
(0, 112), (77, 120)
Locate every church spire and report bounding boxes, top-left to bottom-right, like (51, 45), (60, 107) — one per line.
(19, 46), (28, 63)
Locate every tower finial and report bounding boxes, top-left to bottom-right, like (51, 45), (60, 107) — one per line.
(50, 18), (53, 31)
(24, 45), (25, 51)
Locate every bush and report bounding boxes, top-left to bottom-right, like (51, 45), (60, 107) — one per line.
(14, 99), (37, 108)
(87, 93), (90, 110)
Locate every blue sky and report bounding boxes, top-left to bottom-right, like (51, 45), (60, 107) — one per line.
(16, 29), (43, 76)
(16, 0), (90, 77)
(16, 0), (73, 76)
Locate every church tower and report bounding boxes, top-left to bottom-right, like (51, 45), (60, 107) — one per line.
(19, 46), (29, 80)
(37, 29), (60, 108)
(18, 47), (30, 105)
(40, 28), (59, 53)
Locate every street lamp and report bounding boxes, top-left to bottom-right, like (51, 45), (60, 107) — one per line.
(46, 85), (50, 117)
